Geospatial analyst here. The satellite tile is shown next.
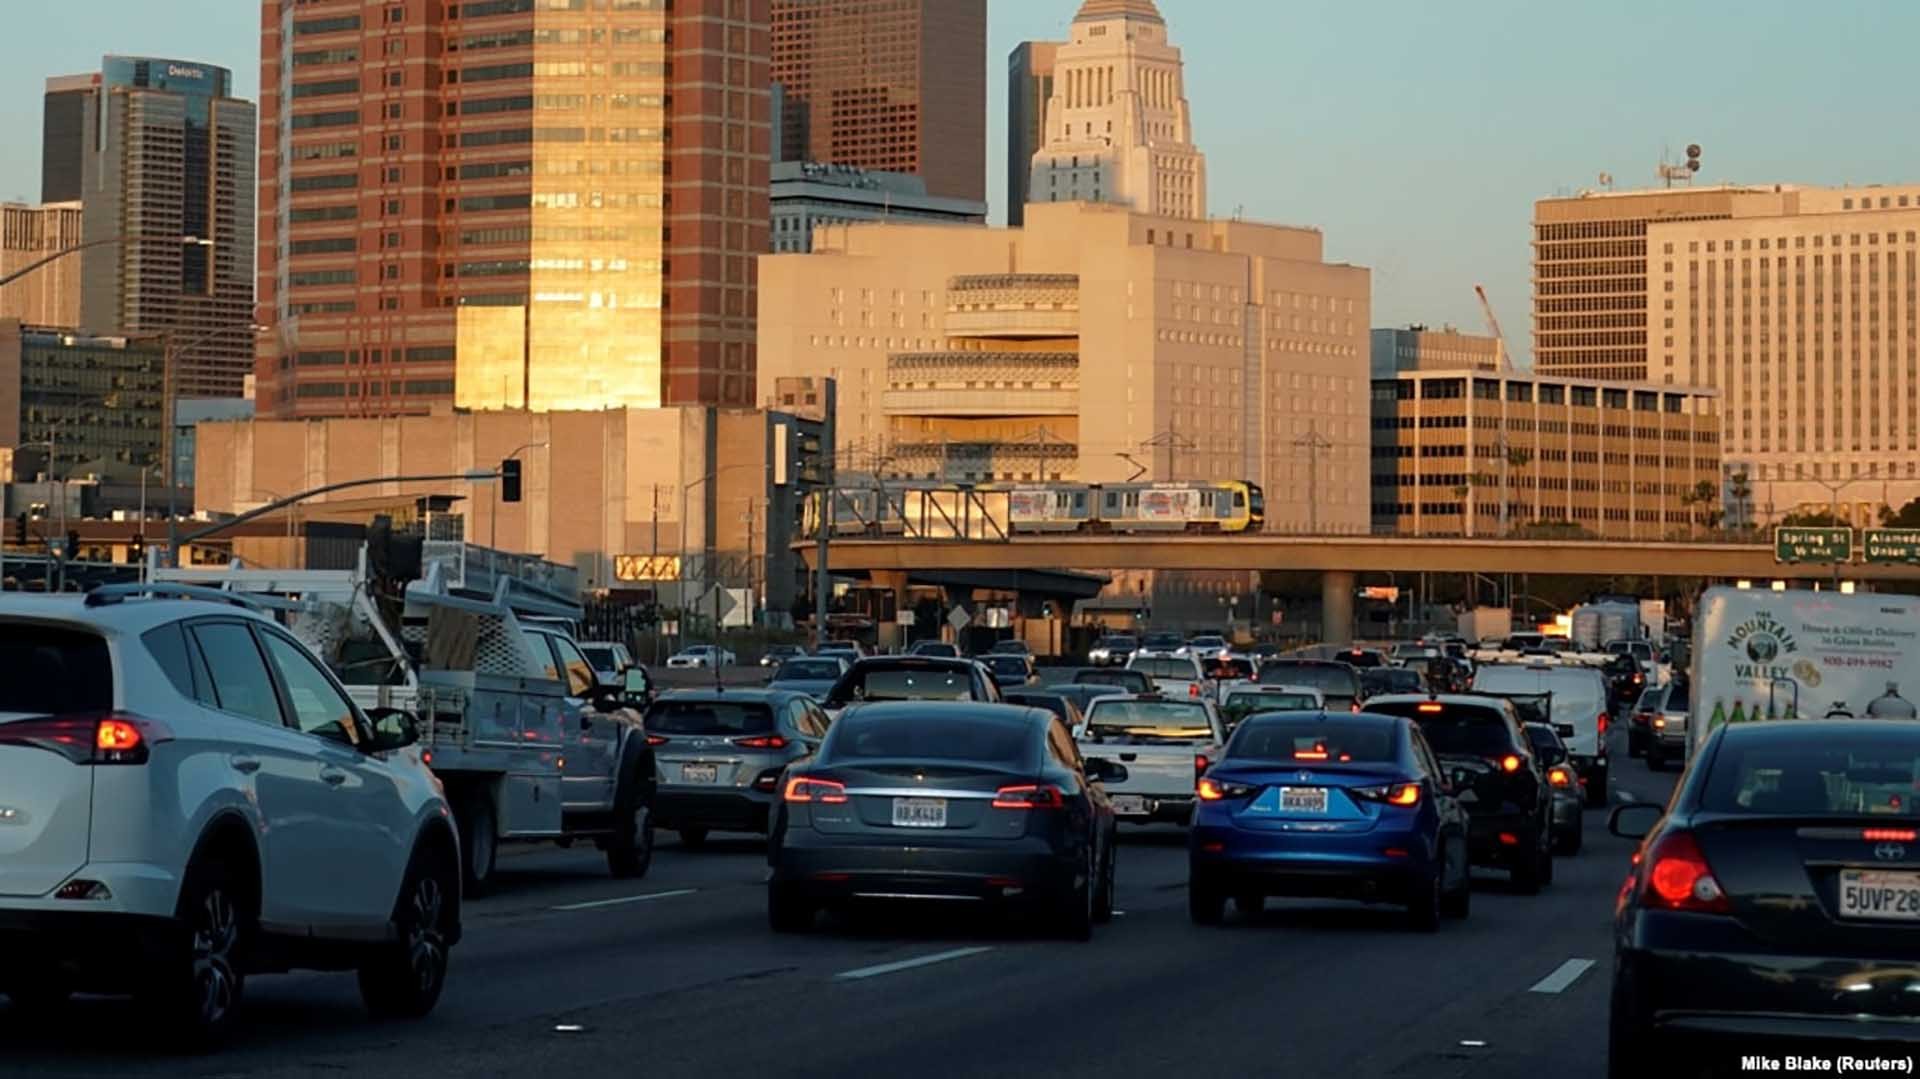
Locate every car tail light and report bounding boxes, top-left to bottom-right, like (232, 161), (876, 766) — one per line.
(1597, 713), (1609, 738)
(0, 712), (169, 765)
(1498, 754), (1523, 773)
(645, 734), (671, 747)
(1350, 701), (1362, 714)
(1548, 766), (1573, 788)
(732, 734), (789, 749)
(1641, 830), (1729, 913)
(1354, 782), (1421, 807)
(1864, 828), (1919, 842)
(783, 776), (848, 804)
(1188, 683), (1201, 698)
(992, 784), (1065, 810)
(1197, 777), (1255, 801)
(1194, 752), (1211, 781)
(1652, 716), (1666, 730)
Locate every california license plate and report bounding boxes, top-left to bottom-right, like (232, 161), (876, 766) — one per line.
(680, 763), (718, 784)
(1279, 787), (1329, 814)
(1111, 794), (1149, 816)
(892, 797), (947, 828)
(1839, 869), (1920, 921)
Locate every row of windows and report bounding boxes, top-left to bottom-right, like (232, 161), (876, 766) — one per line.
(297, 379), (456, 398)
(295, 347), (454, 366)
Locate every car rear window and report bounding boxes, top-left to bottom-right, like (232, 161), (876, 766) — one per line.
(1363, 669), (1423, 695)
(1084, 699), (1213, 742)
(777, 659), (843, 681)
(1222, 692), (1318, 724)
(647, 700), (775, 735)
(839, 667), (973, 703)
(1004, 693), (1068, 721)
(1367, 701), (1515, 757)
(581, 645), (616, 670)
(1230, 718), (1398, 763)
(1702, 732), (1920, 817)
(1634, 685), (1667, 712)
(1129, 657), (1198, 680)
(826, 713), (1033, 765)
(984, 656), (1029, 676)
(1075, 669), (1150, 691)
(0, 624), (112, 715)
(1258, 663), (1358, 696)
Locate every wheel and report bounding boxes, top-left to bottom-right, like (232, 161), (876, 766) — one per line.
(142, 857), (249, 1051)
(358, 844), (456, 1021)
(679, 826), (710, 850)
(767, 883), (814, 933)
(1440, 837), (1472, 920)
(1585, 764), (1609, 808)
(1234, 892), (1264, 919)
(1188, 873), (1226, 926)
(1511, 834), (1544, 896)
(1054, 848), (1094, 942)
(1556, 815), (1585, 856)
(456, 793), (498, 897)
(1406, 863), (1442, 932)
(606, 760), (656, 880)
(1091, 842), (1116, 925)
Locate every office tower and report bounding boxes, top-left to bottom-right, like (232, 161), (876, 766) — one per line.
(1006, 41), (1059, 227)
(1028, 0), (1207, 220)
(41, 74), (93, 204)
(257, 0), (769, 417)
(0, 202), (84, 328)
(770, 0), (986, 203)
(71, 57), (256, 399)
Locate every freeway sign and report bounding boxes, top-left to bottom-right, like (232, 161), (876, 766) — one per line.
(1774, 526), (1852, 564)
(1865, 528), (1920, 565)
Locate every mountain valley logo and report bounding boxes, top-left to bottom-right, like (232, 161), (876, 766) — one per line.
(1726, 611), (1799, 679)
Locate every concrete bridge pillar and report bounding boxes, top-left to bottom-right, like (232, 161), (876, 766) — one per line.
(872, 571), (911, 651)
(1322, 570), (1356, 646)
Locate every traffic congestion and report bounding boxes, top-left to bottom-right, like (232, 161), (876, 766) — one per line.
(2, 582), (1919, 1078)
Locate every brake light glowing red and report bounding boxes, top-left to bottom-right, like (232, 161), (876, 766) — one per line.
(783, 776), (848, 804)
(1193, 752), (1211, 781)
(1499, 754), (1522, 773)
(992, 784), (1065, 810)
(1642, 830), (1729, 913)
(1196, 777), (1228, 801)
(1349, 702), (1361, 714)
(732, 734), (789, 749)
(1597, 713), (1609, 738)
(0, 713), (167, 765)
(1417, 702), (1444, 713)
(1188, 683), (1201, 698)
(1548, 766), (1573, 788)
(645, 734), (670, 747)
(96, 719), (141, 753)
(1865, 828), (1919, 842)
(1384, 783), (1420, 807)
(1294, 749), (1330, 761)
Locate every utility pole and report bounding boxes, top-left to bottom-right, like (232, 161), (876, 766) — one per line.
(1293, 424), (1332, 533)
(815, 379), (837, 650)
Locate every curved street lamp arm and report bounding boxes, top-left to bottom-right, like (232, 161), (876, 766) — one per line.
(0, 236), (121, 291)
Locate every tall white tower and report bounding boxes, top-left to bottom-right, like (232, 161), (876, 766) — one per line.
(1028, 0), (1207, 220)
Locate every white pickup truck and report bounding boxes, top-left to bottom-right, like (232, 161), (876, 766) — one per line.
(1125, 653), (1211, 701)
(1075, 693), (1226, 826)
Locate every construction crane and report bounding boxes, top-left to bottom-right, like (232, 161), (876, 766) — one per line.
(1475, 284), (1518, 371)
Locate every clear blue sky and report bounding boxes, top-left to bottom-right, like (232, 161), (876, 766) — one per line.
(8, 0), (1918, 356)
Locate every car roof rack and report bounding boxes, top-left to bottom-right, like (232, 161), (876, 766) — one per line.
(83, 582), (294, 613)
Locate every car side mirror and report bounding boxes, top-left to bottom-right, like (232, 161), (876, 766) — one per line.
(1609, 803), (1664, 840)
(364, 707), (420, 753)
(588, 683), (628, 714)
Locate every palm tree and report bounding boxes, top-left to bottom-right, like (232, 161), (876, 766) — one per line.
(1728, 470), (1752, 531)
(1504, 446), (1534, 534)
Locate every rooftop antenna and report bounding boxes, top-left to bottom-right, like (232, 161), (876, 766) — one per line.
(1598, 171), (1614, 191)
(1658, 143), (1702, 188)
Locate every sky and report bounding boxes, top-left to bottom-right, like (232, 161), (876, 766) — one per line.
(7, 0), (1920, 359)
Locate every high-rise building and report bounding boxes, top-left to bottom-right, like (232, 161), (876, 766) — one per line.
(758, 202), (1372, 531)
(1028, 0), (1206, 220)
(771, 162), (985, 253)
(770, 0), (986, 203)
(69, 57), (257, 400)
(1, 202), (84, 329)
(0, 318), (166, 482)
(40, 75), (93, 204)
(1370, 326), (1502, 375)
(256, 0), (770, 418)
(1006, 41), (1059, 227)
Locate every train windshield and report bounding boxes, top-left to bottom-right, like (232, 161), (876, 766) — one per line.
(1247, 485), (1265, 515)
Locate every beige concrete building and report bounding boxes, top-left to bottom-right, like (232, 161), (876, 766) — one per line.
(1371, 369), (1721, 540)
(0, 202), (84, 329)
(757, 200), (1372, 532)
(1646, 184), (1920, 523)
(1371, 326), (1501, 375)
(1028, 0), (1206, 221)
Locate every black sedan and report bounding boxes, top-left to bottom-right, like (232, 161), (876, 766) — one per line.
(767, 702), (1126, 940)
(1610, 720), (1920, 1076)
(1522, 721), (1584, 855)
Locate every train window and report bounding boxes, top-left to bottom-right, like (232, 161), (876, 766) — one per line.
(1233, 490), (1246, 508)
(1074, 492), (1086, 510)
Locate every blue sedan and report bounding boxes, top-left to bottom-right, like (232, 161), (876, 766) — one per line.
(1189, 711), (1473, 930)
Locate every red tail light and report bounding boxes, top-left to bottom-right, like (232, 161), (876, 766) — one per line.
(645, 734), (671, 747)
(0, 712), (168, 765)
(1354, 782), (1421, 807)
(1498, 754), (1523, 773)
(1188, 683), (1201, 698)
(783, 776), (848, 804)
(1197, 777), (1226, 801)
(1194, 752), (1211, 781)
(992, 784), (1065, 810)
(1641, 830), (1729, 913)
(732, 734), (789, 749)
(1597, 713), (1609, 738)
(1548, 766), (1573, 788)
(1350, 701), (1362, 713)
(1864, 828), (1919, 842)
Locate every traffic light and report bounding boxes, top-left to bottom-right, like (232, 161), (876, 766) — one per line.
(500, 457), (523, 503)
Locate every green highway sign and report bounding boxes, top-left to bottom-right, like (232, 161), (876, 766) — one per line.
(1774, 526), (1852, 564)
(1864, 528), (1920, 565)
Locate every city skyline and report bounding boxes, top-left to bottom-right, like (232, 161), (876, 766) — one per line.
(5, 2), (1920, 357)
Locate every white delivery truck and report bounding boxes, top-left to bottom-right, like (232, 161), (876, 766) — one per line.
(1690, 586), (1920, 756)
(1570, 602), (1641, 652)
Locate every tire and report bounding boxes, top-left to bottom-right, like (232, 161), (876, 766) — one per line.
(1585, 764), (1609, 808)
(143, 857), (249, 1051)
(1440, 837), (1472, 920)
(767, 883), (814, 934)
(1188, 873), (1226, 926)
(606, 757), (656, 880)
(1406, 863), (1442, 933)
(1091, 842), (1116, 925)
(1556, 815), (1585, 856)
(456, 793), (498, 897)
(679, 826), (710, 850)
(1234, 892), (1264, 919)
(1054, 848), (1094, 942)
(1511, 838), (1544, 896)
(358, 844), (456, 1021)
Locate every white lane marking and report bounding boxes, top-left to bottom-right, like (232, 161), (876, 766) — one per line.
(1529, 957), (1597, 994)
(835, 946), (994, 981)
(551, 888), (697, 912)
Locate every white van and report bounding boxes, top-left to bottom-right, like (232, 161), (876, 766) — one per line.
(1472, 662), (1611, 807)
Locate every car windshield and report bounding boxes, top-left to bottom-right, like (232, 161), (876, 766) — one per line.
(984, 656), (1030, 676)
(836, 667), (973, 703)
(1635, 685), (1668, 712)
(775, 659), (844, 681)
(1143, 633), (1184, 649)
(646, 700), (774, 735)
(0, 624), (112, 714)
(1084, 699), (1214, 743)
(1367, 701), (1515, 757)
(1257, 663), (1358, 697)
(1129, 657), (1198, 680)
(1702, 732), (1920, 817)
(1075, 669), (1151, 691)
(1222, 692), (1318, 725)
(1230, 717), (1397, 763)
(911, 643), (958, 657)
(825, 714), (1033, 766)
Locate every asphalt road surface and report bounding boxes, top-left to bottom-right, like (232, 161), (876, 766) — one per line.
(0, 724), (1676, 1079)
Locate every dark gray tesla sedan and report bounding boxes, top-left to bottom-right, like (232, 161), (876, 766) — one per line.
(766, 701), (1126, 940)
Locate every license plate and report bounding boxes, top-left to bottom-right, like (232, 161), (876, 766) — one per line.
(1279, 787), (1328, 814)
(680, 763), (718, 784)
(1111, 794), (1150, 816)
(1839, 869), (1920, 921)
(892, 797), (947, 828)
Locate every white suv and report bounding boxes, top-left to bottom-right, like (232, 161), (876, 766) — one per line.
(0, 585), (460, 1047)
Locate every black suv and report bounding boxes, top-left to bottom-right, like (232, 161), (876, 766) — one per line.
(820, 656), (1002, 716)
(1364, 694), (1554, 894)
